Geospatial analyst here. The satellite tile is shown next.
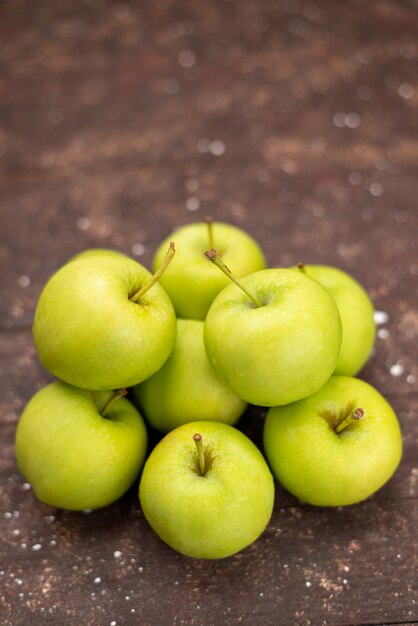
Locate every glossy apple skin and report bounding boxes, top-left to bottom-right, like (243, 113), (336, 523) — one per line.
(153, 222), (266, 320)
(139, 421), (274, 559)
(133, 319), (246, 433)
(33, 251), (176, 389)
(204, 269), (342, 406)
(264, 376), (402, 506)
(300, 265), (375, 376)
(15, 382), (148, 510)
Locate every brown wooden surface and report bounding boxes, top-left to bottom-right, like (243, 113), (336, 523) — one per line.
(1, 1), (417, 625)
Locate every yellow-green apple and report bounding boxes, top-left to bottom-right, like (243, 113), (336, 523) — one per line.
(15, 382), (148, 510)
(204, 253), (342, 406)
(139, 421), (274, 559)
(133, 319), (246, 432)
(263, 376), (402, 506)
(153, 221), (266, 320)
(296, 264), (375, 375)
(33, 247), (177, 390)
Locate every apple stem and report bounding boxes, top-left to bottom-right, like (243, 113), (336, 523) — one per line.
(204, 249), (262, 308)
(193, 433), (206, 476)
(297, 262), (306, 273)
(335, 407), (364, 434)
(130, 242), (175, 303)
(206, 216), (215, 249)
(100, 388), (128, 417)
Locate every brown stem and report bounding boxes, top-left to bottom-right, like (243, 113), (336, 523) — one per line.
(130, 242), (175, 303)
(335, 407), (364, 434)
(100, 389), (127, 417)
(204, 249), (262, 308)
(193, 433), (206, 476)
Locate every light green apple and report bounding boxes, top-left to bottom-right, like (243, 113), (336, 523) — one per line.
(139, 421), (274, 559)
(204, 264), (342, 406)
(153, 221), (266, 320)
(133, 319), (246, 433)
(297, 265), (375, 375)
(264, 376), (402, 506)
(15, 381), (148, 510)
(33, 249), (177, 390)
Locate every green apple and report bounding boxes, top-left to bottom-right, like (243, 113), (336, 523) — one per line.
(15, 382), (148, 510)
(153, 221), (266, 320)
(33, 247), (177, 390)
(139, 421), (274, 559)
(133, 319), (246, 433)
(263, 376), (402, 506)
(204, 255), (342, 406)
(296, 264), (375, 375)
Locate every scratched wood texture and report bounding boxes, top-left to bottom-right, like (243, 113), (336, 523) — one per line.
(0, 1), (417, 625)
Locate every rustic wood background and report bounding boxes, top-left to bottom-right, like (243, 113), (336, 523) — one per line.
(1, 1), (417, 625)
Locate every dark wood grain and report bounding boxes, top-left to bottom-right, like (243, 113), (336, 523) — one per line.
(1, 1), (417, 625)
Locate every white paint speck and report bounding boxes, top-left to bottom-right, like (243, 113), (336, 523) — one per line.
(345, 112), (361, 128)
(369, 182), (384, 197)
(138, 567), (144, 573)
(131, 243), (145, 256)
(49, 540), (57, 547)
(333, 112), (360, 129)
(398, 83), (414, 99)
(20, 543), (27, 549)
(178, 50), (196, 67)
(110, 621), (117, 626)
(22, 483), (31, 491)
(407, 374), (416, 384)
(390, 363), (404, 377)
(209, 140), (225, 156)
(113, 550), (122, 558)
(333, 112), (346, 128)
(17, 275), (30, 288)
(12, 529), (20, 536)
(377, 328), (390, 339)
(32, 544), (42, 551)
(186, 197), (200, 211)
(374, 311), (389, 325)
(305, 581), (312, 588)
(94, 577), (101, 584)
(4, 512), (12, 519)
(76, 217), (91, 231)
(343, 579), (348, 585)
(348, 171), (362, 185)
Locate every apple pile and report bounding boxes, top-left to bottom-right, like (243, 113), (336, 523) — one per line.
(15, 221), (402, 559)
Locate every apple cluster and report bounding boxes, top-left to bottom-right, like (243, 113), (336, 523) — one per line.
(15, 221), (402, 560)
